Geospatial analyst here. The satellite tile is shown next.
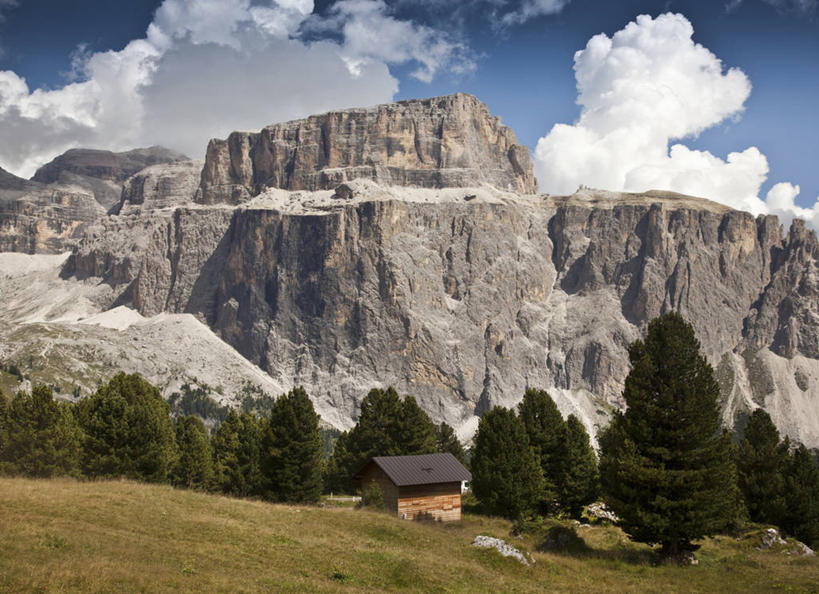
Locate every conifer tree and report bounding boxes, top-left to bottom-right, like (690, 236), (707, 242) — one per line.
(212, 409), (264, 497)
(518, 388), (566, 509)
(172, 415), (214, 490)
(0, 385), (82, 477)
(261, 387), (323, 503)
(436, 422), (466, 464)
(399, 395), (437, 455)
(781, 443), (819, 547)
(76, 373), (177, 482)
(558, 414), (600, 518)
(599, 312), (741, 558)
(736, 409), (787, 525)
(326, 387), (437, 492)
(471, 406), (545, 520)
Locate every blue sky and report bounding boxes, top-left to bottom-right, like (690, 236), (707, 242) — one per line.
(0, 0), (816, 224)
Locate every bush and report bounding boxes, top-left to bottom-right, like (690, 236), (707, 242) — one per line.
(358, 482), (384, 510)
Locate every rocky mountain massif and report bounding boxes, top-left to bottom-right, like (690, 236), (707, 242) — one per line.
(0, 94), (816, 446)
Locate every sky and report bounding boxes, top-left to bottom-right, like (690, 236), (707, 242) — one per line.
(0, 0), (817, 228)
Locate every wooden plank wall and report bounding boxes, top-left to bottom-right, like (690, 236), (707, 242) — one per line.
(397, 482), (462, 522)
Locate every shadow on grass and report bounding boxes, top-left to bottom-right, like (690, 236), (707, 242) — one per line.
(519, 520), (658, 566)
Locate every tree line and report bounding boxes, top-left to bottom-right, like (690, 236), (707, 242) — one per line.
(1, 312), (817, 557)
(0, 373), (326, 503)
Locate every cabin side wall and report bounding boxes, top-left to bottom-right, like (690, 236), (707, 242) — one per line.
(397, 482), (462, 522)
(359, 465), (399, 513)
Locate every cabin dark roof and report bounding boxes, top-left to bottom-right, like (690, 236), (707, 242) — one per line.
(355, 453), (471, 487)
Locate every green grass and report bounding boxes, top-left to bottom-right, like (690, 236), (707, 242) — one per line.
(0, 477), (817, 593)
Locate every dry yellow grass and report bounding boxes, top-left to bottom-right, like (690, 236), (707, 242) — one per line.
(0, 477), (817, 593)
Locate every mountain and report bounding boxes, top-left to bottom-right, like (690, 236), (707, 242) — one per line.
(32, 146), (188, 210)
(0, 95), (816, 447)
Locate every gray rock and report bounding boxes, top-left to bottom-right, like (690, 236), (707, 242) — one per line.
(472, 535), (533, 565)
(760, 528), (787, 548)
(196, 94), (537, 204)
(32, 146), (188, 210)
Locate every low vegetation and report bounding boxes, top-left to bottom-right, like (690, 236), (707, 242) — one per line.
(0, 477), (816, 593)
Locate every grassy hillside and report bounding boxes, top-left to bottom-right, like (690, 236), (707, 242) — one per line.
(0, 478), (817, 593)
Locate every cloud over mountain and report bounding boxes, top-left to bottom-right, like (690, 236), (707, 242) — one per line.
(533, 12), (819, 229)
(0, 0), (472, 177)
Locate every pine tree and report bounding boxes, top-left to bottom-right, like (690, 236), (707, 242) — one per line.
(261, 387), (323, 503)
(736, 409), (787, 525)
(0, 385), (82, 477)
(436, 422), (466, 464)
(471, 406), (545, 520)
(76, 373), (177, 482)
(172, 415), (214, 490)
(599, 312), (741, 558)
(212, 409), (264, 497)
(781, 443), (819, 547)
(399, 395), (437, 455)
(518, 388), (566, 509)
(326, 387), (437, 492)
(558, 414), (600, 518)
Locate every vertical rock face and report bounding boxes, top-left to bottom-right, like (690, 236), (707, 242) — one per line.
(4, 95), (818, 447)
(197, 94), (537, 204)
(65, 182), (819, 445)
(0, 189), (106, 254)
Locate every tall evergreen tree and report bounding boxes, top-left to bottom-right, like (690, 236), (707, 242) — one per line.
(436, 422), (466, 464)
(0, 385), (82, 477)
(558, 414), (600, 518)
(261, 387), (323, 503)
(326, 387), (437, 492)
(172, 415), (214, 490)
(399, 395), (437, 455)
(781, 443), (819, 547)
(736, 409), (787, 525)
(471, 406), (545, 520)
(518, 388), (566, 509)
(76, 373), (177, 482)
(599, 312), (741, 558)
(212, 409), (264, 497)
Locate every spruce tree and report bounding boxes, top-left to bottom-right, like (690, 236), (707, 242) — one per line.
(261, 387), (323, 503)
(0, 385), (82, 477)
(599, 312), (741, 558)
(471, 406), (545, 520)
(212, 409), (264, 497)
(558, 414), (600, 518)
(436, 422), (466, 464)
(326, 387), (437, 492)
(76, 373), (177, 482)
(399, 395), (437, 455)
(518, 388), (566, 509)
(736, 409), (787, 525)
(172, 415), (214, 490)
(781, 444), (819, 547)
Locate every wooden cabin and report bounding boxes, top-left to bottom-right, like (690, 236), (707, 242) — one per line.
(354, 453), (471, 522)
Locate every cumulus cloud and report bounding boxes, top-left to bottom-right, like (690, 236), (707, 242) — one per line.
(0, 0), (468, 177)
(533, 12), (818, 229)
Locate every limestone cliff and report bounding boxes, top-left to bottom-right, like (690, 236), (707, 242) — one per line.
(4, 95), (818, 446)
(32, 146), (188, 210)
(197, 94), (537, 204)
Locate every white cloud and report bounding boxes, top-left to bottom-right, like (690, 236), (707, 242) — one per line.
(0, 0), (467, 177)
(727, 0), (817, 17)
(533, 12), (817, 230)
(501, 0), (571, 26)
(308, 0), (475, 83)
